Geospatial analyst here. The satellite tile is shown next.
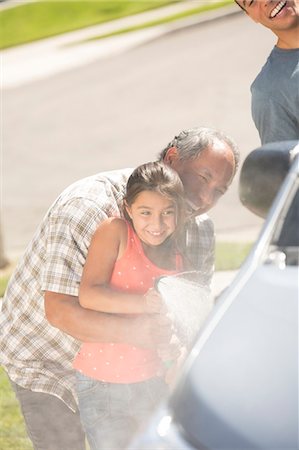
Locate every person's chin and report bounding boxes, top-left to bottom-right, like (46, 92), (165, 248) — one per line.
(187, 201), (206, 217)
(192, 209), (207, 218)
(143, 232), (168, 246)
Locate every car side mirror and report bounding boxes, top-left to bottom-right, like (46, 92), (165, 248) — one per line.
(239, 141), (299, 218)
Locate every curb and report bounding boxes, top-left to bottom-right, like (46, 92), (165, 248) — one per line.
(2, 4), (241, 89)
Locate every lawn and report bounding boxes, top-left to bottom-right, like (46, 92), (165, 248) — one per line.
(0, 0), (179, 49)
(84, 0), (233, 43)
(0, 275), (9, 298)
(0, 0), (233, 50)
(0, 367), (33, 450)
(215, 241), (252, 271)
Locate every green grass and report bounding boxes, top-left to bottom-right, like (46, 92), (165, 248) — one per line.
(215, 241), (253, 271)
(0, 0), (179, 49)
(83, 0), (233, 43)
(0, 0), (234, 50)
(0, 275), (10, 298)
(0, 367), (33, 450)
(0, 366), (92, 450)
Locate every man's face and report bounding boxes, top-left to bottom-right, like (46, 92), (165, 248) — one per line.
(236, 0), (299, 33)
(164, 142), (235, 217)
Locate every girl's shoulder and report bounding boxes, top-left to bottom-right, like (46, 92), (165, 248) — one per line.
(96, 217), (127, 233)
(104, 216), (126, 227)
(91, 217), (129, 259)
(105, 218), (129, 259)
(91, 217), (128, 244)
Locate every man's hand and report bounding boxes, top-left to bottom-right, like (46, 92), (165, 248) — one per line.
(143, 288), (166, 314)
(44, 290), (173, 350)
(130, 313), (173, 349)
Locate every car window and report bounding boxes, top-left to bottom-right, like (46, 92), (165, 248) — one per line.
(276, 188), (299, 247)
(273, 186), (299, 266)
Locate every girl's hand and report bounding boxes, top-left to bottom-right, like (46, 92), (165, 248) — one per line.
(157, 337), (188, 385)
(164, 362), (179, 385)
(143, 288), (166, 314)
(164, 347), (188, 385)
(157, 341), (181, 362)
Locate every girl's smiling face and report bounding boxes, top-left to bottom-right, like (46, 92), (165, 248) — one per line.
(125, 190), (177, 247)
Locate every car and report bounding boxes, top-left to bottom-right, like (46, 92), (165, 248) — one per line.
(128, 140), (299, 450)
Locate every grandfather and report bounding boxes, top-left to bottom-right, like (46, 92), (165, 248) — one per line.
(0, 126), (239, 450)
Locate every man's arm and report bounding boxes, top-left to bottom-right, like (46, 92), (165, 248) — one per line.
(44, 291), (172, 349)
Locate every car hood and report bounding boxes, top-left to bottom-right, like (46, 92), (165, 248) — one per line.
(171, 264), (298, 450)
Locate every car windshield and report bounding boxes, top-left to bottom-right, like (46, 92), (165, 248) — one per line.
(270, 183), (299, 266)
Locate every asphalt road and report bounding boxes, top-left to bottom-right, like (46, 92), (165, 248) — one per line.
(2, 12), (274, 258)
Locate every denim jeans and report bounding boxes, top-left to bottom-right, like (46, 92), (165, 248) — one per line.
(9, 378), (86, 450)
(76, 372), (168, 450)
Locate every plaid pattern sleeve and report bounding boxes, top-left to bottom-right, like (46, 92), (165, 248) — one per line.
(42, 198), (108, 296)
(185, 214), (215, 288)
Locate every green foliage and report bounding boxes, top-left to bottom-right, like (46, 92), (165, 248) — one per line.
(0, 367), (33, 449)
(0, 275), (9, 298)
(215, 241), (253, 271)
(0, 0), (179, 49)
(85, 0), (233, 42)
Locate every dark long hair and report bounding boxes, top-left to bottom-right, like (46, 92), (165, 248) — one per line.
(123, 161), (186, 238)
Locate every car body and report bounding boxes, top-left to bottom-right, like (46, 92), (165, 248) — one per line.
(128, 140), (299, 450)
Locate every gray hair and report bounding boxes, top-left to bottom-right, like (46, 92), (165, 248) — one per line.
(158, 126), (240, 175)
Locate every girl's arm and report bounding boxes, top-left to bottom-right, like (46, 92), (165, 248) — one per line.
(79, 218), (161, 314)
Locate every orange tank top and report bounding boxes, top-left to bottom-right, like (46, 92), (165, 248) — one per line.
(73, 221), (183, 383)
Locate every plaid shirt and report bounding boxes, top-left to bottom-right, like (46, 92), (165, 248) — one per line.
(0, 168), (214, 412)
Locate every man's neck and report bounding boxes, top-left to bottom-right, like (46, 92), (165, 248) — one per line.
(275, 27), (299, 49)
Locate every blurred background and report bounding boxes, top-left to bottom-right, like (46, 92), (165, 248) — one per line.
(1, 0), (273, 262)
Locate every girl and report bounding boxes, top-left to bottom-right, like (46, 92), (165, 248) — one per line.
(73, 161), (188, 450)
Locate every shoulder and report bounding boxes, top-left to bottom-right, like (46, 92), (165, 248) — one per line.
(252, 47), (299, 91)
(94, 217), (128, 240)
(48, 169), (133, 233)
(194, 214), (214, 232)
(92, 218), (129, 259)
(52, 168), (133, 213)
(85, 218), (126, 258)
(188, 214), (215, 249)
(184, 214), (214, 250)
